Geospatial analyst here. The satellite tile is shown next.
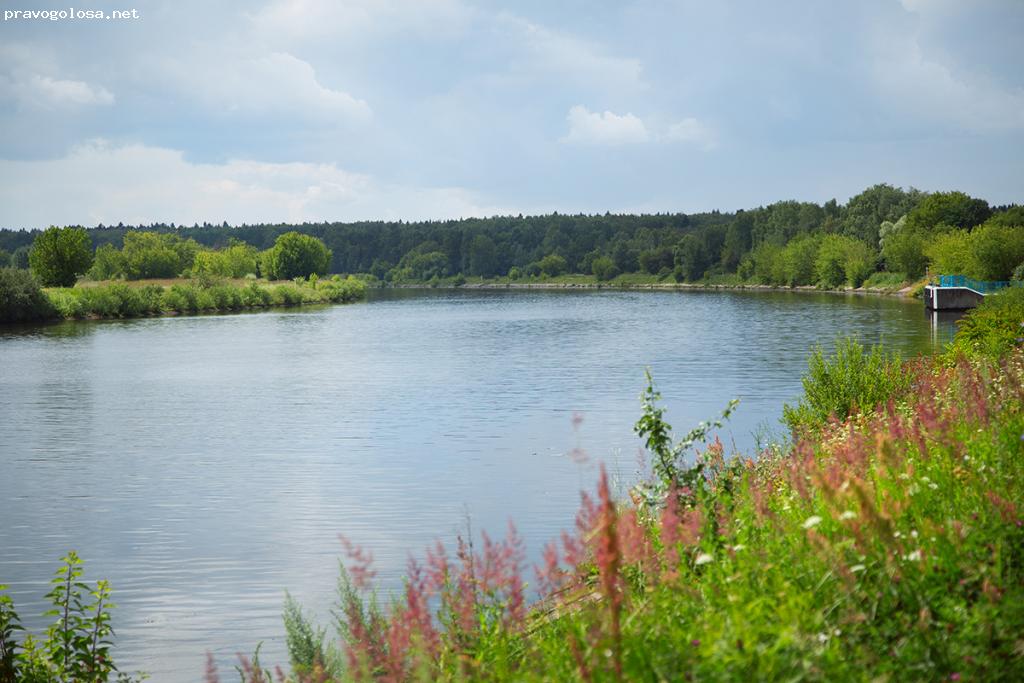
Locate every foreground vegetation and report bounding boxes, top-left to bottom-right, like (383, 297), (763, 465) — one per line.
(216, 288), (1022, 681)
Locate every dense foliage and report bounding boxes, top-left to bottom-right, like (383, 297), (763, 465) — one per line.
(4, 184), (1019, 288)
(28, 226), (93, 287)
(44, 276), (365, 320)
(782, 337), (911, 435)
(261, 232), (333, 280)
(0, 267), (55, 323)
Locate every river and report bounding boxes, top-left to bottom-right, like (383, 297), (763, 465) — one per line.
(0, 288), (957, 679)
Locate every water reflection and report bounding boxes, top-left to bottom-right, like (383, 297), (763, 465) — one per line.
(0, 289), (953, 681)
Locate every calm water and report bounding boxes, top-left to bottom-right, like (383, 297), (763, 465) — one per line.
(0, 288), (956, 679)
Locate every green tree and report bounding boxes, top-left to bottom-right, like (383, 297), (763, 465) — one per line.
(816, 235), (877, 288)
(11, 245), (31, 269)
(538, 253), (567, 277)
(781, 234), (820, 286)
(926, 230), (973, 276)
(29, 226), (94, 287)
(882, 228), (928, 278)
(815, 235), (848, 288)
(905, 191), (991, 233)
(841, 184), (923, 246)
(674, 234), (709, 281)
(843, 238), (877, 288)
(122, 232), (181, 279)
(721, 212), (754, 270)
(639, 247), (674, 275)
(591, 255), (618, 281)
(967, 223), (1024, 281)
(0, 249), (10, 268)
(985, 205), (1024, 228)
(265, 232), (333, 279)
(468, 234), (497, 277)
(88, 243), (127, 280)
(0, 267), (55, 322)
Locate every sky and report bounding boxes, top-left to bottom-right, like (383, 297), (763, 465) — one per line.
(0, 0), (1022, 228)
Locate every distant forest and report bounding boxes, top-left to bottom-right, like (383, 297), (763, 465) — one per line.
(2, 184), (1022, 285)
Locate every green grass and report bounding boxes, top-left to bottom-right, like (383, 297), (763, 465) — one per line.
(861, 271), (909, 290)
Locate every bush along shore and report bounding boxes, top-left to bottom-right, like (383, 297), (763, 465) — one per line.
(0, 269), (366, 323)
(221, 287), (1021, 682)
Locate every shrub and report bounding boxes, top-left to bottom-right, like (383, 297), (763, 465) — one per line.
(926, 229), (973, 276)
(240, 282), (272, 307)
(781, 234), (820, 286)
(29, 226), (94, 287)
(0, 267), (56, 322)
(263, 232), (332, 280)
(0, 552), (142, 681)
(591, 255), (618, 281)
(537, 254), (567, 277)
(966, 223), (1024, 281)
(782, 336), (910, 434)
(87, 243), (127, 281)
(882, 227), (928, 278)
(842, 238), (877, 287)
(46, 289), (85, 318)
(192, 242), (259, 279)
(945, 286), (1024, 360)
(814, 235), (848, 288)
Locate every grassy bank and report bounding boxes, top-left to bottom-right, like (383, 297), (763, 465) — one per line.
(0, 269), (366, 323)
(372, 271), (920, 295)
(224, 289), (1023, 681)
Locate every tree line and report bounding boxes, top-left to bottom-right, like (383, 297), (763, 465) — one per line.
(2, 183), (1022, 286)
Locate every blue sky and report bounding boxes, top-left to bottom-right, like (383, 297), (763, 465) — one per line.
(0, 0), (1022, 228)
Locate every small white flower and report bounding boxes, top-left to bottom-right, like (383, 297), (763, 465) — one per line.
(732, 544), (745, 552)
(850, 564), (866, 573)
(817, 633), (829, 643)
(910, 530), (919, 538)
(904, 550), (922, 562)
(694, 553), (714, 565)
(840, 511), (857, 521)
(802, 516), (823, 529)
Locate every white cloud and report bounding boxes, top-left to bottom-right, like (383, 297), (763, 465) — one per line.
(666, 118), (717, 150)
(562, 105), (649, 146)
(7, 75), (115, 109)
(498, 14), (645, 91)
(871, 39), (1024, 132)
(250, 0), (471, 43)
(157, 50), (371, 121)
(0, 140), (510, 227)
(0, 44), (114, 110)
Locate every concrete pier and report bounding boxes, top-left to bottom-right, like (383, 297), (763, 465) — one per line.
(924, 285), (985, 311)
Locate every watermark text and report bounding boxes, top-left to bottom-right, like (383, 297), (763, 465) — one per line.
(3, 8), (140, 22)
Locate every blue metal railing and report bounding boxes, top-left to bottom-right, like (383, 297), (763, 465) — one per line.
(937, 274), (1015, 294)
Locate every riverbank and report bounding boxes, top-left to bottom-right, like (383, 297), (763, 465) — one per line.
(0, 268), (366, 323)
(379, 272), (923, 298)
